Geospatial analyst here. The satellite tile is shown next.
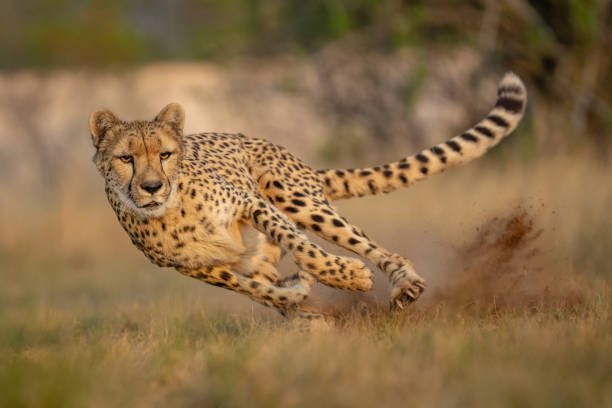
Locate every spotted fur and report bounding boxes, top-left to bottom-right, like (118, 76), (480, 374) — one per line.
(89, 72), (526, 320)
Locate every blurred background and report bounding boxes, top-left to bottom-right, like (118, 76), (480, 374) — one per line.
(0, 2), (611, 405)
(2, 0), (612, 314)
(1, 0), (611, 194)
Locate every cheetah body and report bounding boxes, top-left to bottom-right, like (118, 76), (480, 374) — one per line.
(90, 73), (527, 318)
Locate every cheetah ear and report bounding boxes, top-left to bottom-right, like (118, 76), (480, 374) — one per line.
(154, 103), (185, 131)
(89, 109), (120, 148)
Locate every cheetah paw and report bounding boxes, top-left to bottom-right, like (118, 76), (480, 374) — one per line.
(315, 257), (374, 291)
(389, 267), (426, 310)
(287, 310), (331, 332)
(279, 283), (310, 306)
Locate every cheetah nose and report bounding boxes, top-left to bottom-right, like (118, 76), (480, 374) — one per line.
(141, 180), (163, 194)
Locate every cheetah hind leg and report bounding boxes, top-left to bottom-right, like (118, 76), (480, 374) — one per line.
(179, 265), (311, 313)
(238, 234), (320, 299)
(241, 268), (327, 329)
(241, 236), (284, 285)
(253, 269), (328, 330)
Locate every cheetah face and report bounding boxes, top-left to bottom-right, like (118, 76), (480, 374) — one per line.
(89, 103), (185, 219)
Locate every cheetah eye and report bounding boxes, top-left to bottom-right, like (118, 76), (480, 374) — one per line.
(119, 155), (133, 163)
(160, 152), (172, 160)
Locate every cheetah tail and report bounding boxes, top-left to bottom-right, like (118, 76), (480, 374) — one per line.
(316, 72), (527, 201)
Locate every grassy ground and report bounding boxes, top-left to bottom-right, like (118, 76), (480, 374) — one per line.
(1, 153), (611, 407)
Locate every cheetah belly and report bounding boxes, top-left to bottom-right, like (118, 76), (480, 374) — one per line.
(123, 216), (248, 270)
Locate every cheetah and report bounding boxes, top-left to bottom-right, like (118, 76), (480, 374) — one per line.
(89, 72), (526, 322)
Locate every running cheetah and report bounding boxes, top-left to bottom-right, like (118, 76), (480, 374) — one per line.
(89, 72), (526, 321)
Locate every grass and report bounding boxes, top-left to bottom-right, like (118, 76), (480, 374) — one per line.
(1, 153), (611, 407)
(0, 291), (609, 407)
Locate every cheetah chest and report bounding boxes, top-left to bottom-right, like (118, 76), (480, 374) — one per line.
(116, 207), (247, 270)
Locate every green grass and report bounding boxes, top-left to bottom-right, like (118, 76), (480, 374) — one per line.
(0, 271), (609, 407)
(1, 154), (611, 407)
(1, 253), (610, 407)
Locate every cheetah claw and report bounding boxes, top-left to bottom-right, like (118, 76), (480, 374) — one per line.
(389, 268), (426, 310)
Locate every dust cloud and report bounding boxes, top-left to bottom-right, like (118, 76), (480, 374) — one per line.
(313, 206), (582, 319)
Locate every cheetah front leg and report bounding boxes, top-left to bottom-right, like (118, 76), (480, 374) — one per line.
(243, 197), (374, 291)
(301, 205), (425, 309)
(303, 206), (425, 309)
(176, 264), (309, 313)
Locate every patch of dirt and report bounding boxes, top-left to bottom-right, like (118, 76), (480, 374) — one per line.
(430, 207), (582, 314)
(322, 206), (584, 321)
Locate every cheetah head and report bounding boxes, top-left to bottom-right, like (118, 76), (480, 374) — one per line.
(89, 103), (185, 219)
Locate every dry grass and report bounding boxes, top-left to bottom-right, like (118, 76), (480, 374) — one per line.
(1, 152), (611, 407)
